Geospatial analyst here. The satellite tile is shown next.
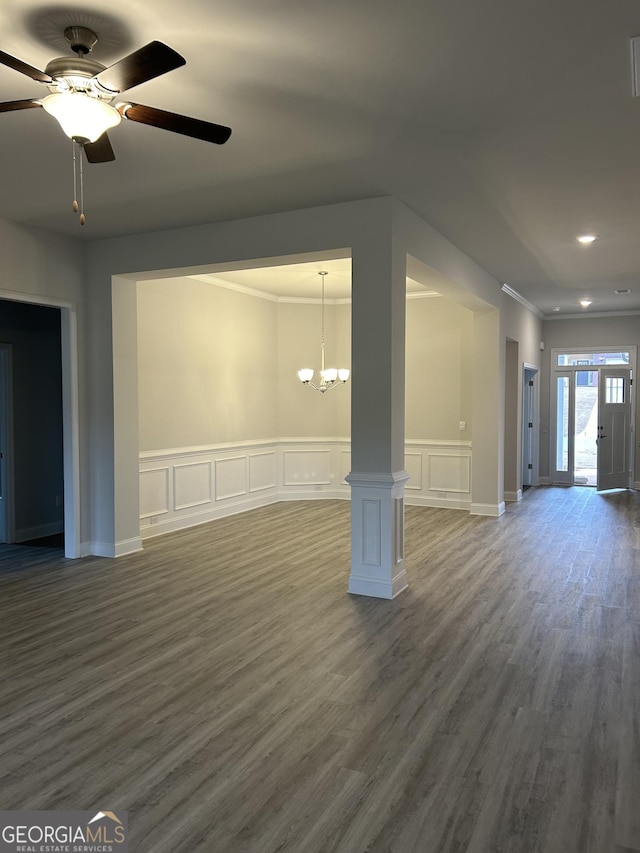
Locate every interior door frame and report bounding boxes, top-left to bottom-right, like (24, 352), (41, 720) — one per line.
(0, 343), (15, 543)
(550, 345), (636, 486)
(522, 364), (539, 488)
(0, 292), (81, 558)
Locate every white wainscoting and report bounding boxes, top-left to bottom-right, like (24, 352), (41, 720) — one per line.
(404, 440), (472, 510)
(139, 438), (472, 539)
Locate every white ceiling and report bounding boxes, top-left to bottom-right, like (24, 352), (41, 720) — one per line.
(191, 258), (432, 299)
(3, 0), (640, 315)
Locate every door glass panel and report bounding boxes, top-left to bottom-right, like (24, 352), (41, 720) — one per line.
(574, 370), (598, 486)
(556, 351), (630, 366)
(556, 376), (569, 472)
(605, 376), (625, 404)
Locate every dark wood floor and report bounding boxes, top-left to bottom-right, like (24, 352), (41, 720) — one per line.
(0, 486), (639, 852)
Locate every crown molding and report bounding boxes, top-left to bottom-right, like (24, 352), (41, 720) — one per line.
(544, 309), (640, 320)
(501, 283), (544, 319)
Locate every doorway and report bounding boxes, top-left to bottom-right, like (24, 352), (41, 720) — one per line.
(551, 349), (634, 489)
(0, 294), (80, 557)
(0, 344), (14, 543)
(522, 366), (538, 490)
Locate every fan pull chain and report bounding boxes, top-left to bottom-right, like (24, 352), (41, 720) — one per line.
(79, 144), (85, 225)
(71, 140), (86, 225)
(72, 140), (79, 213)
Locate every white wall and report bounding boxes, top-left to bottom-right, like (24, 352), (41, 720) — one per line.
(137, 279), (475, 452)
(276, 301), (347, 438)
(405, 296), (473, 440)
(138, 277), (278, 449)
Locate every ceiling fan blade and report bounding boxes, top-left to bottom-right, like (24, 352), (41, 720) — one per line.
(118, 101), (232, 145)
(0, 50), (52, 83)
(84, 133), (116, 163)
(0, 98), (42, 112)
(96, 41), (185, 93)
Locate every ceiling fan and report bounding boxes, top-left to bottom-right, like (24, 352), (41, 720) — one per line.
(0, 25), (231, 163)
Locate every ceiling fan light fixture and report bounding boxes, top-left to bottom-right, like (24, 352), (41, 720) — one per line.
(42, 92), (120, 142)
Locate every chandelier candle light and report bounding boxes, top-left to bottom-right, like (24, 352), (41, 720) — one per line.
(297, 271), (350, 393)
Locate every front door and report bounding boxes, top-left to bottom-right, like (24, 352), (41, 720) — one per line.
(597, 368), (632, 491)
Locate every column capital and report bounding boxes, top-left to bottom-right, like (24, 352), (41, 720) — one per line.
(345, 470), (410, 489)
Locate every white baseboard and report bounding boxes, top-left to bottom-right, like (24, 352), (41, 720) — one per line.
(140, 493), (281, 540)
(91, 541), (116, 557)
(115, 537), (143, 557)
(15, 521), (63, 543)
(278, 489), (349, 502)
(405, 494), (470, 511)
(140, 488), (470, 541)
(470, 501), (506, 517)
(504, 489), (523, 503)
(91, 537), (143, 558)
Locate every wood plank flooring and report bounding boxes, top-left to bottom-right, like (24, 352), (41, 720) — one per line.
(0, 486), (639, 852)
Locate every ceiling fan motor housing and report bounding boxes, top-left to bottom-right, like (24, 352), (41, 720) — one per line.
(64, 26), (98, 56)
(45, 56), (107, 89)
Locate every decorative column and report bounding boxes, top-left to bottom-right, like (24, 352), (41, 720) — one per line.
(347, 221), (408, 599)
(346, 470), (409, 598)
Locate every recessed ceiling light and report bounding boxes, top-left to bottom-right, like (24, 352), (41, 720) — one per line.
(615, 288), (631, 294)
(553, 307), (560, 312)
(580, 299), (592, 307)
(577, 234), (597, 244)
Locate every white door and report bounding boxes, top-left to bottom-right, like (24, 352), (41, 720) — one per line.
(597, 368), (632, 491)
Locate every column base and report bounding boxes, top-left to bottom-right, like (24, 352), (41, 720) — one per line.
(348, 567), (409, 599)
(346, 470), (410, 600)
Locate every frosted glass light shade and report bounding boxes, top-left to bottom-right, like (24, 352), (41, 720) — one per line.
(298, 368), (314, 382)
(338, 369), (350, 381)
(321, 368), (338, 382)
(43, 92), (121, 142)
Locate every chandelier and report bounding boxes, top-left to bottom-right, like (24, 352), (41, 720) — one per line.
(297, 271), (350, 393)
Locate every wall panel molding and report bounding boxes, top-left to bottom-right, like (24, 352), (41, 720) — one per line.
(215, 456), (248, 501)
(139, 438), (473, 539)
(139, 466), (170, 518)
(283, 449), (332, 486)
(426, 452), (471, 494)
(174, 460), (212, 510)
(249, 451), (277, 493)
